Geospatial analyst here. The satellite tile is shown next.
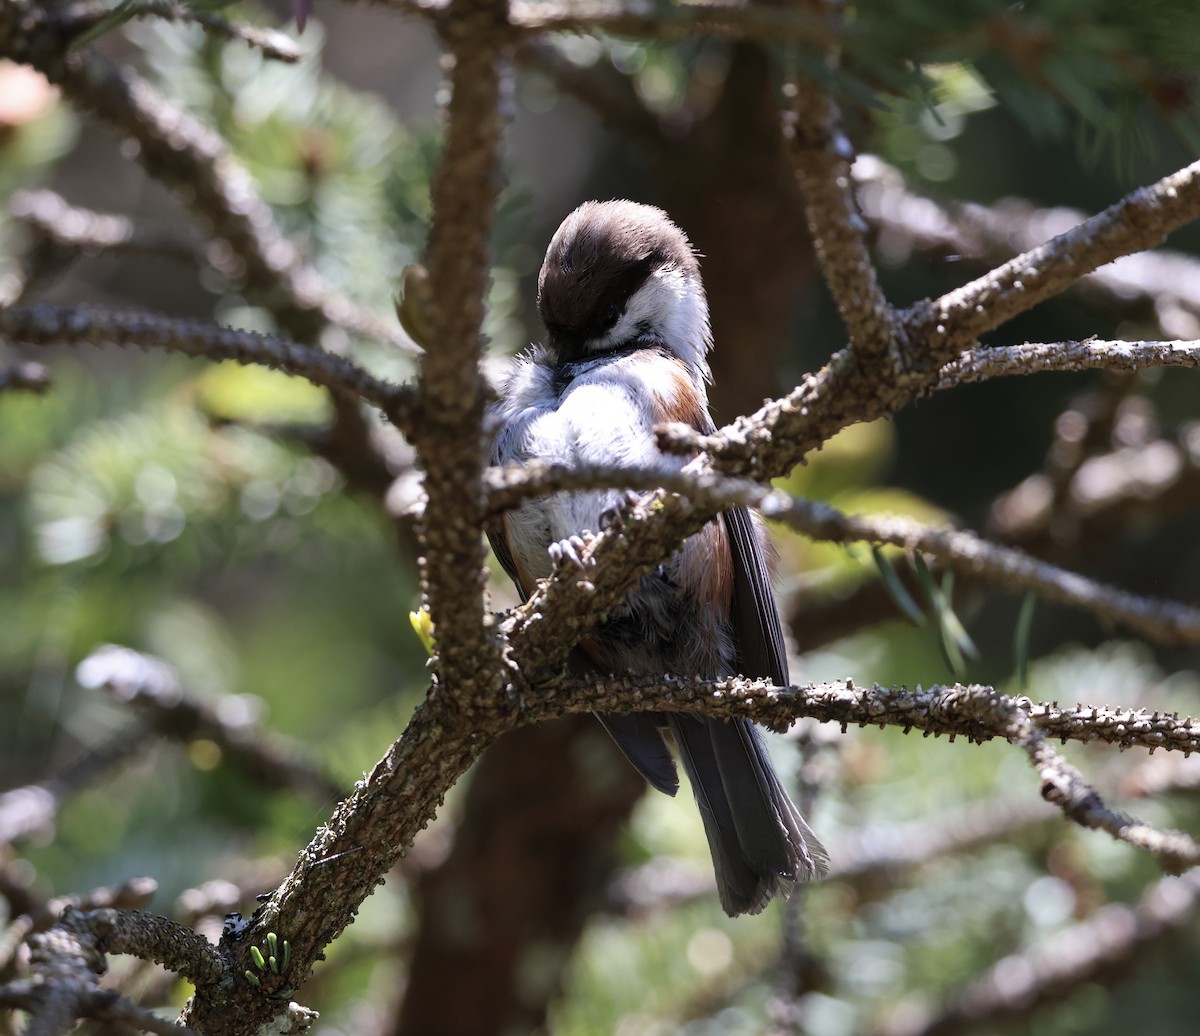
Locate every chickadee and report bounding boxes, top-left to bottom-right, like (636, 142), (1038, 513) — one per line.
(489, 200), (828, 916)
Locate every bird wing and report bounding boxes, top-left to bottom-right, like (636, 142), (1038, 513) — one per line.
(487, 518), (529, 602)
(722, 506), (789, 686)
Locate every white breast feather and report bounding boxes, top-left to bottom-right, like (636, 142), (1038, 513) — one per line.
(492, 349), (690, 581)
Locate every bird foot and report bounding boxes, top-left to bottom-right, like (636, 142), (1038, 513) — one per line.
(598, 491), (639, 533)
(548, 532), (596, 569)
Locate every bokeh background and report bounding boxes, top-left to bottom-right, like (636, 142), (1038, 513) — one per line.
(3, 4), (1200, 1034)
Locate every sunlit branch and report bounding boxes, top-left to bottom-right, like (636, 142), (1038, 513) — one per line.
(63, 1), (304, 62)
(855, 154), (1200, 337)
(0, 907), (222, 1036)
(937, 338), (1200, 389)
(784, 2), (899, 363)
(9, 189), (200, 265)
(0, 302), (418, 436)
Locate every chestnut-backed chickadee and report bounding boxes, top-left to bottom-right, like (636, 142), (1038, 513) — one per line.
(489, 200), (828, 915)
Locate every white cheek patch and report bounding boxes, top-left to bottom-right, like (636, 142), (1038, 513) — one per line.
(590, 280), (664, 351)
(588, 265), (712, 381)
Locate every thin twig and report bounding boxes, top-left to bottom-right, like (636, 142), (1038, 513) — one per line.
(904, 160), (1200, 358)
(0, 302), (418, 436)
(77, 645), (344, 804)
(873, 869), (1200, 1036)
(937, 338), (1200, 389)
(959, 690), (1200, 871)
(535, 675), (1200, 766)
(508, 0), (833, 45)
(10, 189), (200, 264)
(775, 499), (1200, 648)
(62, 1), (304, 63)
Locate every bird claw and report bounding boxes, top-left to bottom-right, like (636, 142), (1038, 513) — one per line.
(598, 492), (639, 533)
(548, 532), (595, 569)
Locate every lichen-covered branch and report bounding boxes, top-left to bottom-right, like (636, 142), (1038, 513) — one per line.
(411, 0), (512, 697)
(531, 675), (1200, 760)
(956, 690), (1200, 872)
(41, 670), (1187, 1036)
(1, 907), (221, 1036)
(180, 691), (496, 1034)
(501, 487), (714, 679)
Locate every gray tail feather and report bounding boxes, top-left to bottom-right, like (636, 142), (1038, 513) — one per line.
(669, 713), (828, 916)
